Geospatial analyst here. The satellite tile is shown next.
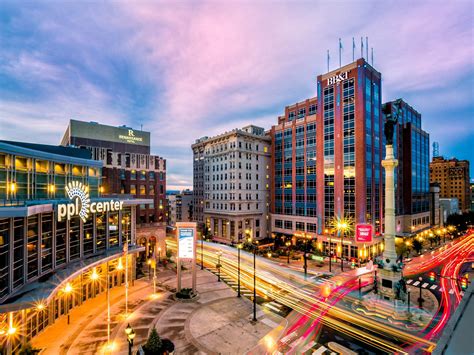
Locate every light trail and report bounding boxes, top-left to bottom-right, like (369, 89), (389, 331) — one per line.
(166, 238), (438, 352)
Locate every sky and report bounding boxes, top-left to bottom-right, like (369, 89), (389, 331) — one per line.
(0, 0), (473, 189)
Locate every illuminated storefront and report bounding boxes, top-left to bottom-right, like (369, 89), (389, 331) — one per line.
(0, 141), (149, 353)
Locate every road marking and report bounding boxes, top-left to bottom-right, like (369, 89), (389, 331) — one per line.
(406, 279), (413, 284)
(261, 317), (279, 328)
(422, 283), (429, 288)
(265, 303), (282, 313)
(413, 281), (420, 286)
(430, 285), (437, 290)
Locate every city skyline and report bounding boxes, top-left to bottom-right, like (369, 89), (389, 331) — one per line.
(1, 1), (473, 190)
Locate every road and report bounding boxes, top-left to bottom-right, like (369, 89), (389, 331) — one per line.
(166, 231), (473, 353)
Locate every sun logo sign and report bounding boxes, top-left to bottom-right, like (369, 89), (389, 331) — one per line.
(60, 181), (91, 222)
(57, 181), (124, 222)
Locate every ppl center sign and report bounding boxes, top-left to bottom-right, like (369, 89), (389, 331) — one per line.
(57, 181), (123, 222)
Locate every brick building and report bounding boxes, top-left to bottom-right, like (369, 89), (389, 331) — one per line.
(430, 156), (470, 212)
(61, 120), (167, 252)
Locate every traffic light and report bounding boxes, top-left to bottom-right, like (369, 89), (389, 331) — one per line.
(461, 277), (468, 290)
(351, 258), (356, 268)
(429, 272), (436, 282)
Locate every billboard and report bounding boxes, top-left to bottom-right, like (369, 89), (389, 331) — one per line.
(356, 224), (373, 243)
(69, 119), (150, 146)
(177, 223), (196, 260)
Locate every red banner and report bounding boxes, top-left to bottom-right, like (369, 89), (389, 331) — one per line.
(356, 224), (373, 243)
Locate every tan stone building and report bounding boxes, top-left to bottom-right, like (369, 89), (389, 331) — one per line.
(430, 156), (470, 212)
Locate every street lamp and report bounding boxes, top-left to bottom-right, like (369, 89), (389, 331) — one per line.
(158, 247), (162, 264)
(216, 251), (223, 282)
(285, 241), (291, 264)
(90, 268), (99, 297)
(336, 220), (349, 271)
(125, 323), (135, 355)
(147, 259), (152, 280)
(64, 282), (73, 325)
(201, 232), (204, 270)
(237, 243), (242, 297)
(248, 237), (258, 322)
(302, 234), (310, 277)
(418, 276), (424, 309)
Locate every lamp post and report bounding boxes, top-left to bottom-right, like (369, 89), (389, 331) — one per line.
(249, 237), (258, 323)
(216, 251), (222, 282)
(147, 259), (152, 280)
(303, 234), (308, 277)
(336, 221), (349, 271)
(90, 268), (99, 297)
(158, 247), (162, 264)
(418, 276), (424, 309)
(201, 232), (204, 270)
(64, 282), (73, 325)
(125, 323), (135, 355)
(328, 230), (332, 273)
(407, 289), (411, 313)
(285, 241), (291, 264)
(237, 243), (242, 297)
(123, 216), (130, 317)
(107, 261), (111, 345)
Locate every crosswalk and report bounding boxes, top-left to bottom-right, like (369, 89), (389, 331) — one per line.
(206, 266), (289, 316)
(406, 278), (464, 295)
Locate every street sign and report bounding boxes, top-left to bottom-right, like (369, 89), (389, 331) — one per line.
(176, 222), (198, 293)
(178, 227), (195, 260)
(356, 224), (373, 243)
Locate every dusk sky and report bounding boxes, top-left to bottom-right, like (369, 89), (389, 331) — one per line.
(1, 0), (472, 189)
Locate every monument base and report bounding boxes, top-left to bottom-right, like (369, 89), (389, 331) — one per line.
(377, 267), (403, 301)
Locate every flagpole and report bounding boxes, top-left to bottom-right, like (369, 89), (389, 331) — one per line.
(327, 49), (330, 72)
(352, 37), (355, 61)
(339, 38), (342, 68)
(366, 36), (369, 60)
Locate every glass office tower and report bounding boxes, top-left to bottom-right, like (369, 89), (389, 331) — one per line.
(270, 58), (384, 260)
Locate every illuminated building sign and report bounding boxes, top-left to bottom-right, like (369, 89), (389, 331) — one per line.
(118, 129), (144, 144)
(327, 71), (348, 85)
(57, 181), (123, 222)
(356, 224), (373, 243)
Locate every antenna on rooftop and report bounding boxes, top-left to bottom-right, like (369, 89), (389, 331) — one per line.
(433, 142), (439, 157)
(366, 36), (369, 60)
(371, 47), (374, 66)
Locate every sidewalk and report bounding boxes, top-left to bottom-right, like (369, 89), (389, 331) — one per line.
(31, 266), (283, 354)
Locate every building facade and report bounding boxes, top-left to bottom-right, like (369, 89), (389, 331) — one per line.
(0, 141), (147, 352)
(430, 156), (470, 212)
(192, 126), (271, 242)
(167, 190), (193, 226)
(269, 58), (384, 260)
(61, 120), (167, 251)
(383, 99), (430, 235)
(61, 119), (167, 226)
